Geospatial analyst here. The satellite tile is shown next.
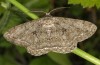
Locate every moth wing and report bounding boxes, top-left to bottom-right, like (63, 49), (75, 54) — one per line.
(3, 20), (39, 47)
(4, 17), (97, 56)
(58, 17), (97, 42)
(27, 45), (50, 56)
(27, 39), (78, 56)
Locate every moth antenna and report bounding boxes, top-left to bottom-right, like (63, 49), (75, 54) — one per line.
(31, 11), (46, 14)
(49, 7), (70, 14)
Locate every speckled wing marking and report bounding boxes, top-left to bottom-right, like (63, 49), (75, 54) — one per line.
(3, 17), (97, 56)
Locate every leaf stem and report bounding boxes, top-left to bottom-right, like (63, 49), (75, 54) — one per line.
(73, 48), (100, 65)
(8, 0), (39, 19)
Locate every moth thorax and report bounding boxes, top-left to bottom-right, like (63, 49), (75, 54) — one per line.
(43, 20), (55, 28)
(42, 22), (56, 36)
(43, 23), (55, 32)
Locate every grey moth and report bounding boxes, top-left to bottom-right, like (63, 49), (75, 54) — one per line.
(4, 7), (97, 56)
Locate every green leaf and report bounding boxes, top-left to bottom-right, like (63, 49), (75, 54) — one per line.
(68, 0), (100, 9)
(68, 0), (81, 4)
(80, 0), (95, 8)
(95, 0), (100, 9)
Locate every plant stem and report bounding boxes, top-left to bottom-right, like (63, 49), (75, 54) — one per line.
(7, 0), (100, 65)
(73, 48), (100, 65)
(8, 0), (39, 20)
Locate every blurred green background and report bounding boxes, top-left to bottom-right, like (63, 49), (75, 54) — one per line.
(0, 0), (100, 65)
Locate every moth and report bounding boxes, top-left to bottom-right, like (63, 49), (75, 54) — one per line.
(3, 7), (97, 56)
